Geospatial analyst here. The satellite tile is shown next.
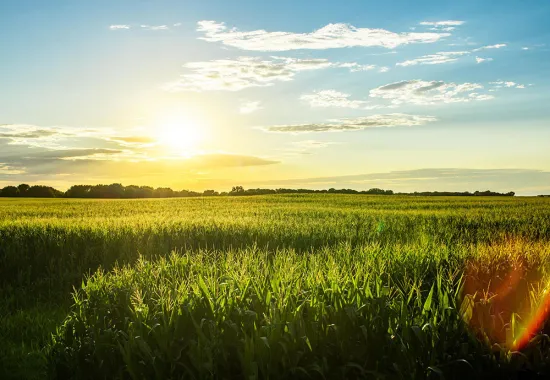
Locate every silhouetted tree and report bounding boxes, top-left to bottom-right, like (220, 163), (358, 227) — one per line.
(203, 190), (219, 196)
(0, 186), (19, 197)
(153, 187), (174, 198)
(0, 182), (517, 199)
(26, 185), (60, 198)
(17, 184), (30, 196)
(66, 185), (92, 198)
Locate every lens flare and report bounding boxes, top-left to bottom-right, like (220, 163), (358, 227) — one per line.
(512, 287), (550, 350)
(461, 258), (547, 351)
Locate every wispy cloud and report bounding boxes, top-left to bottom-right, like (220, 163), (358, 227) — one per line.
(0, 164), (25, 175)
(336, 62), (377, 72)
(475, 56), (493, 64)
(419, 21), (465, 26)
(0, 123), (280, 180)
(262, 114), (437, 133)
(239, 101), (262, 114)
(196, 20), (450, 51)
(291, 140), (335, 149)
(109, 25), (130, 30)
(397, 42), (506, 67)
(489, 80), (526, 89)
(285, 140), (337, 155)
(397, 51), (469, 66)
(471, 44), (507, 52)
(419, 20), (465, 32)
(140, 24), (169, 31)
(369, 80), (494, 105)
(300, 90), (371, 109)
(164, 57), (382, 92)
(109, 136), (158, 146)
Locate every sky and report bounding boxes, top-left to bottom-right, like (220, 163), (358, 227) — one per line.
(1, 0), (550, 194)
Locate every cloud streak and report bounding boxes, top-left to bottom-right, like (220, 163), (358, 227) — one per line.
(397, 51), (469, 66)
(248, 168), (550, 195)
(262, 114), (437, 133)
(369, 80), (494, 105)
(109, 25), (130, 30)
(0, 123), (279, 182)
(300, 90), (371, 109)
(196, 20), (450, 51)
(396, 43), (506, 67)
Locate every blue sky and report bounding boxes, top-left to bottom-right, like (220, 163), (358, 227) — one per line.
(1, 0), (549, 194)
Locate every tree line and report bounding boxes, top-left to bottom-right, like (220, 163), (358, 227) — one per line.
(0, 183), (517, 198)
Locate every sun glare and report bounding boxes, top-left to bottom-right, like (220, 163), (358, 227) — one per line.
(156, 115), (204, 155)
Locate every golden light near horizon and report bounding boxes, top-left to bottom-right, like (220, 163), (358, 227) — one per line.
(156, 114), (205, 155)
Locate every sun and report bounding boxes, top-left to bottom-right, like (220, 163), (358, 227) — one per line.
(156, 115), (204, 155)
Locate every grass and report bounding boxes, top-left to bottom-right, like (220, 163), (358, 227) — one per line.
(1, 195), (550, 378)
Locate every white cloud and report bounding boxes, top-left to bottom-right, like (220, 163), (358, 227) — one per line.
(396, 51), (469, 66)
(420, 21), (464, 33)
(472, 43), (506, 52)
(419, 21), (465, 26)
(397, 43), (506, 67)
(475, 56), (493, 63)
(262, 114), (437, 133)
(379, 66), (390, 73)
(370, 80), (494, 105)
(163, 57), (381, 92)
(141, 24), (169, 31)
(239, 101), (262, 114)
(196, 20), (450, 51)
(336, 62), (376, 72)
(490, 80), (526, 89)
(109, 25), (130, 30)
(301, 90), (370, 109)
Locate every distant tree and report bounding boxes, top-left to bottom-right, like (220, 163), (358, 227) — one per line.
(17, 184), (30, 196)
(26, 185), (60, 198)
(139, 186), (154, 198)
(66, 185), (92, 198)
(106, 183), (125, 198)
(123, 185), (140, 198)
(0, 186), (19, 197)
(203, 190), (219, 196)
(0, 182), (518, 198)
(154, 187), (174, 198)
(230, 186), (245, 195)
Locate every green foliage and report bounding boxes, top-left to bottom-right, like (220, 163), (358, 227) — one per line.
(1, 195), (550, 379)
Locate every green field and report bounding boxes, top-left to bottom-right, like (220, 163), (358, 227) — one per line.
(2, 195), (550, 379)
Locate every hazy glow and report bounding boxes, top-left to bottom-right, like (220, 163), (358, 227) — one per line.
(156, 115), (204, 155)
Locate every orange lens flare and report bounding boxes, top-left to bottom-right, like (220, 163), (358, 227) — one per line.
(512, 288), (550, 350)
(461, 259), (547, 351)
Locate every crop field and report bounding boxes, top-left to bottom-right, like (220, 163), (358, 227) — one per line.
(2, 195), (550, 379)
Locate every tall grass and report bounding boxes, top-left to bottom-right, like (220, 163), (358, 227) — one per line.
(1, 195), (550, 378)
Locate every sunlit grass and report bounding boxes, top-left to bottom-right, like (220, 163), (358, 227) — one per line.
(1, 195), (550, 378)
